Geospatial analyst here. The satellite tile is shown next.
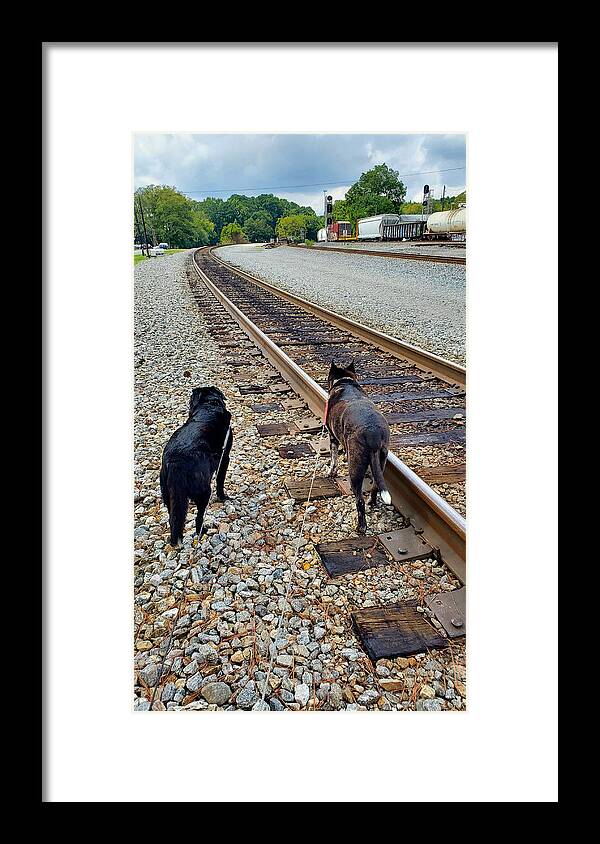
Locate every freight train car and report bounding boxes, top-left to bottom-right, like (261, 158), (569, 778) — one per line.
(425, 208), (466, 238)
(382, 218), (427, 241)
(357, 214), (401, 240)
(326, 220), (353, 241)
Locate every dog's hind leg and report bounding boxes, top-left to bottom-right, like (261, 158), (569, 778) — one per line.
(349, 450), (370, 535)
(159, 465), (170, 512)
(168, 488), (189, 548)
(328, 437), (340, 478)
(193, 489), (211, 536)
(216, 428), (233, 502)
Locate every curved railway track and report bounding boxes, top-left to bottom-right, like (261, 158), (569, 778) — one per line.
(290, 243), (466, 265)
(190, 247), (466, 590)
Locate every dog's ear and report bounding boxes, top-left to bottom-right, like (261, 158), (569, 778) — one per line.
(348, 360), (356, 373)
(189, 387), (204, 414)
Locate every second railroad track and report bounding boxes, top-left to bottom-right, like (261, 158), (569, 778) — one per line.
(191, 247), (466, 589)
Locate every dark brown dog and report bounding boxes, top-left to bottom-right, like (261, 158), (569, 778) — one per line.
(325, 360), (391, 534)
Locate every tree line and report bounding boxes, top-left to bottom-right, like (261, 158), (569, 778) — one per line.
(134, 165), (465, 248)
(134, 185), (324, 247)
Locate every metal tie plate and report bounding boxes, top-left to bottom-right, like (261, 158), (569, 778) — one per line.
(377, 527), (434, 563)
(293, 416), (323, 434)
(425, 587), (466, 638)
(311, 433), (331, 455)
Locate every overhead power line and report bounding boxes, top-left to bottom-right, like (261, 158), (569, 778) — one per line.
(178, 166), (466, 195)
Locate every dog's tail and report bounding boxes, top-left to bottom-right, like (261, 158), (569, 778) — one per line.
(166, 465), (189, 547)
(370, 450), (391, 505)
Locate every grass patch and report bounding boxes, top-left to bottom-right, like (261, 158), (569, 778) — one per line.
(134, 247), (188, 266)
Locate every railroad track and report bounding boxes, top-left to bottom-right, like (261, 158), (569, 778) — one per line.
(289, 243), (466, 265)
(191, 245), (466, 586)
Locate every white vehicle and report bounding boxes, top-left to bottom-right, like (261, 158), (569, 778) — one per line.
(357, 214), (401, 240)
(317, 227), (327, 242)
(158, 242), (169, 250)
(149, 246), (165, 257)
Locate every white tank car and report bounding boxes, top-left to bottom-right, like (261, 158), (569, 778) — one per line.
(426, 207), (466, 234)
(357, 214), (401, 240)
(317, 228), (327, 242)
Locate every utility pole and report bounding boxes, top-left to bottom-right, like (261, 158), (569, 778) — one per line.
(441, 185), (446, 212)
(134, 207), (141, 246)
(137, 196), (151, 256)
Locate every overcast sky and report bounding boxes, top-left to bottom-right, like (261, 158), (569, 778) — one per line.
(134, 134), (466, 214)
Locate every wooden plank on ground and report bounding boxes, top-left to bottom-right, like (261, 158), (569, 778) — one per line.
(352, 602), (448, 661)
(251, 403), (282, 413)
(285, 476), (341, 502)
(418, 464), (466, 484)
(391, 429), (466, 448)
(278, 442), (314, 459)
(256, 423), (291, 437)
(386, 407), (465, 425)
(316, 536), (390, 577)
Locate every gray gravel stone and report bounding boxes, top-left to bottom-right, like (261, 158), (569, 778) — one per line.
(294, 683), (310, 706)
(201, 682), (232, 706)
(236, 687), (259, 709)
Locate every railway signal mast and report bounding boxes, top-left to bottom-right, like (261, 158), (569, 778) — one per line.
(325, 192), (333, 237)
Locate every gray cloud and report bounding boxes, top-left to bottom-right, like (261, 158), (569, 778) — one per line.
(134, 133), (466, 213)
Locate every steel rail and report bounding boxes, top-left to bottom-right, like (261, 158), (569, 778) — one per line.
(288, 242), (466, 265)
(210, 247), (466, 388)
(192, 248), (466, 584)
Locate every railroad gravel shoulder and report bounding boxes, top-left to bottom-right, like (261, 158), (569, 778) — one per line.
(215, 244), (466, 365)
(134, 251), (466, 711)
(308, 241), (466, 259)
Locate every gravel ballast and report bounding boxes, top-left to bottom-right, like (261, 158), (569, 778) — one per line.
(134, 250), (466, 712)
(215, 244), (466, 365)
(311, 241), (466, 260)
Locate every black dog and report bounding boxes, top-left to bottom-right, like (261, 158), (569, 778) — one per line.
(160, 386), (233, 547)
(325, 360), (391, 534)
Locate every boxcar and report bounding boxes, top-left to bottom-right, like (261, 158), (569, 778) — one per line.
(327, 221), (354, 241)
(357, 214), (401, 240)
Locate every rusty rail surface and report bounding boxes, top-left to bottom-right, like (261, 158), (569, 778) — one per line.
(192, 247), (466, 584)
(210, 247), (465, 388)
(289, 242), (466, 266)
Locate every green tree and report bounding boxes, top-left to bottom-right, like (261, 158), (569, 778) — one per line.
(243, 212), (274, 243)
(275, 214), (311, 241)
(333, 164), (408, 225)
(346, 164), (406, 212)
(220, 221), (248, 244)
(134, 185), (216, 247)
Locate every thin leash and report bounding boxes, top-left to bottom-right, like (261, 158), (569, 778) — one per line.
(259, 417), (328, 705)
(148, 426), (232, 710)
